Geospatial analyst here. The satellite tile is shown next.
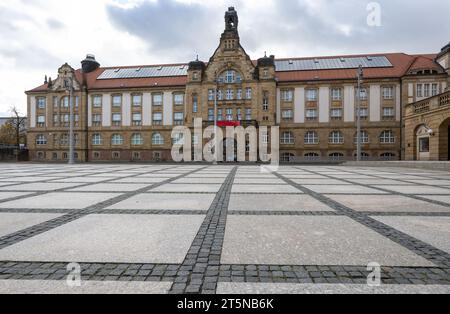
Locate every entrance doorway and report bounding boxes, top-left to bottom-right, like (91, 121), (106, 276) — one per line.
(416, 125), (431, 161)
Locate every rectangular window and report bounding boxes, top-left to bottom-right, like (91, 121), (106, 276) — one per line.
(218, 90), (223, 101)
(217, 109), (223, 121)
(37, 115), (45, 127)
(226, 89), (234, 100)
(93, 95), (102, 108)
(132, 113), (142, 126)
(208, 109), (214, 122)
(208, 89), (215, 101)
(419, 137), (430, 153)
(306, 89), (317, 101)
(331, 88), (342, 101)
(383, 107), (395, 119)
(112, 95), (122, 107)
(132, 95), (142, 107)
(245, 109), (252, 121)
(174, 94), (184, 105)
(193, 95), (198, 113)
(358, 108), (369, 120)
(383, 87), (394, 99)
(53, 115), (59, 126)
(112, 113), (122, 126)
(246, 88), (252, 100)
(330, 108), (343, 119)
(53, 96), (58, 108)
(237, 89), (242, 100)
(92, 114), (102, 126)
(306, 109), (318, 120)
(226, 109), (233, 121)
(282, 90), (293, 102)
(417, 84), (423, 98)
(432, 83), (438, 96)
(75, 96), (79, 108)
(37, 97), (46, 109)
(237, 109), (242, 121)
(359, 88), (368, 100)
(424, 84), (430, 97)
(174, 112), (184, 125)
(282, 110), (293, 120)
(153, 94), (163, 106)
(153, 113), (163, 125)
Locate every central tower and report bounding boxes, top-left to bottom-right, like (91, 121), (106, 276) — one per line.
(225, 6), (239, 33)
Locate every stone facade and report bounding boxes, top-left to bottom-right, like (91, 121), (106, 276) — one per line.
(25, 8), (450, 162)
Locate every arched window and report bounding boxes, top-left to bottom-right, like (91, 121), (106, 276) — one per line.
(92, 134), (102, 146)
(219, 69), (242, 84)
(111, 134), (124, 146)
(380, 130), (395, 144)
(380, 152), (396, 160)
(304, 131), (319, 145)
(329, 131), (344, 144)
(329, 152), (345, 160)
(36, 134), (47, 145)
(354, 131), (369, 144)
(152, 133), (164, 145)
(281, 153), (295, 163)
(281, 132), (295, 145)
(354, 152), (370, 160)
(131, 134), (144, 146)
(304, 152), (320, 161)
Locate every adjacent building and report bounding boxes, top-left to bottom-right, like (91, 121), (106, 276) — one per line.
(25, 7), (450, 162)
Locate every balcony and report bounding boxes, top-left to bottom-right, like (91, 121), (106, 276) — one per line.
(406, 91), (450, 116)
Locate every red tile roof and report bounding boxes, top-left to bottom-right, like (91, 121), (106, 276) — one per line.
(26, 52), (442, 93)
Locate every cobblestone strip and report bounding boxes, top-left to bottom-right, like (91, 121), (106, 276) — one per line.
(216, 264), (450, 285)
(169, 167), (238, 295)
(0, 166), (208, 250)
(0, 165), (174, 204)
(228, 211), (343, 216)
(0, 261), (179, 282)
(272, 171), (450, 269)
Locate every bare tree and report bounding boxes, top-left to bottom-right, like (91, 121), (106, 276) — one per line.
(8, 107), (26, 160)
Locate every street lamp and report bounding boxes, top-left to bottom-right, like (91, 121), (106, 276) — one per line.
(356, 65), (363, 162)
(65, 78), (75, 165)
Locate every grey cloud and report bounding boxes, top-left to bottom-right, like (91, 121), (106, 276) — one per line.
(106, 0), (450, 61)
(47, 18), (64, 30)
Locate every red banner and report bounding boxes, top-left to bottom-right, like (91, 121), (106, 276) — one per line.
(217, 121), (241, 127)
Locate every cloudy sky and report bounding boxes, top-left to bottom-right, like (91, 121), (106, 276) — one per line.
(1, 0), (449, 116)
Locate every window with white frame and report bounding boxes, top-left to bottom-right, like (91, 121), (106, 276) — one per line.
(92, 134), (103, 146)
(93, 95), (102, 108)
(330, 108), (343, 119)
(218, 90), (223, 101)
(112, 95), (122, 107)
(358, 108), (369, 120)
(382, 107), (395, 119)
(359, 88), (368, 100)
(281, 153), (295, 163)
(53, 96), (58, 108)
(53, 115), (59, 126)
(193, 94), (198, 113)
(153, 113), (163, 125)
(282, 90), (293, 102)
(217, 109), (223, 121)
(432, 83), (438, 96)
(354, 131), (369, 144)
(174, 112), (184, 125)
(306, 109), (318, 120)
(331, 88), (342, 101)
(282, 110), (293, 121)
(172, 133), (184, 145)
(111, 134), (124, 145)
(208, 109), (214, 122)
(226, 89), (234, 100)
(37, 97), (46, 109)
(329, 131), (344, 144)
(417, 84), (423, 98)
(112, 113), (122, 126)
(132, 94), (142, 107)
(36, 134), (47, 145)
(132, 113), (142, 126)
(304, 131), (319, 145)
(152, 133), (164, 145)
(60, 134), (69, 146)
(174, 94), (184, 105)
(245, 108), (252, 121)
(329, 152), (344, 159)
(245, 88), (252, 100)
(152, 94), (163, 106)
(226, 109), (233, 121)
(237, 109), (242, 121)
(92, 114), (102, 126)
(237, 89), (242, 100)
(62, 96), (69, 108)
(281, 132), (295, 145)
(37, 115), (45, 127)
(225, 70), (235, 84)
(261, 132), (269, 145)
(306, 89), (317, 101)
(380, 130), (395, 144)
(208, 90), (215, 101)
(131, 133), (144, 146)
(382, 86), (394, 100)
(424, 84), (430, 97)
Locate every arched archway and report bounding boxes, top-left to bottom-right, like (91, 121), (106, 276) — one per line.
(439, 118), (450, 161)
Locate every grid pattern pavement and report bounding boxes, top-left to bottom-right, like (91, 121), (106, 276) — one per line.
(0, 163), (449, 294)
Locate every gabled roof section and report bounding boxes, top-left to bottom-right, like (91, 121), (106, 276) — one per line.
(407, 55), (444, 74)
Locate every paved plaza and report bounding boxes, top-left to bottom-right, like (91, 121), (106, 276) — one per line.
(0, 163), (449, 294)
